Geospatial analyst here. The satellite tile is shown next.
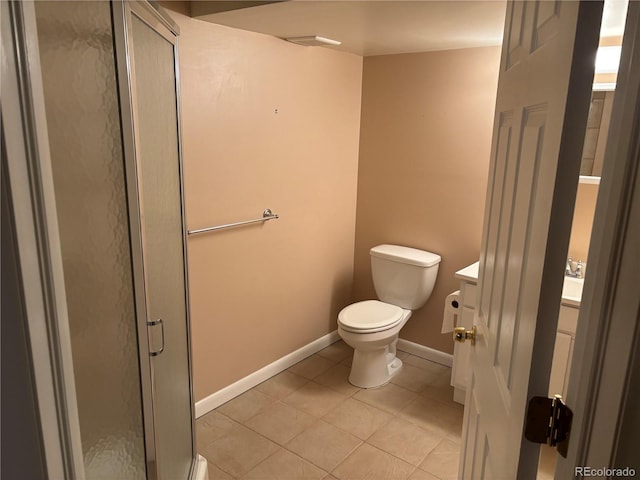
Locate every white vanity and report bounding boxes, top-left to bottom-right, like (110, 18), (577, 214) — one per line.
(450, 262), (480, 404)
(450, 261), (582, 404)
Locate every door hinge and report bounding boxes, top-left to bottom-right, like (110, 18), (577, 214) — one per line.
(524, 394), (573, 458)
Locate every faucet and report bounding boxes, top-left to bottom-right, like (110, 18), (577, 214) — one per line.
(565, 256), (585, 278)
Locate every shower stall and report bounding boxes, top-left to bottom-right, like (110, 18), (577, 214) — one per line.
(2, 1), (203, 479)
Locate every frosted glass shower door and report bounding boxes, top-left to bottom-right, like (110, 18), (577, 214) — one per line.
(123, 4), (195, 480)
(33, 2), (147, 478)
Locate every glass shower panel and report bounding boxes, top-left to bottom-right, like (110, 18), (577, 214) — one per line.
(130, 13), (194, 480)
(34, 2), (146, 479)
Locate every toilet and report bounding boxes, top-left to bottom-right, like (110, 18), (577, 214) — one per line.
(338, 244), (441, 388)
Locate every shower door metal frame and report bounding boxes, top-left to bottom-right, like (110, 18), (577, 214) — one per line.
(112, 2), (197, 479)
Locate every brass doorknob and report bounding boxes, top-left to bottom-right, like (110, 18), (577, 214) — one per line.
(453, 326), (476, 345)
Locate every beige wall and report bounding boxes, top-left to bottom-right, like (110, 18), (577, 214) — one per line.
(568, 183), (599, 262)
(156, 5), (597, 391)
(165, 7), (363, 400)
(353, 47), (501, 354)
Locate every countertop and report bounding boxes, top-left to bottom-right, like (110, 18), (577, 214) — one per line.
(454, 260), (582, 307)
(455, 261), (479, 283)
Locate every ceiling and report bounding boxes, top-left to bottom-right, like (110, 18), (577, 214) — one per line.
(192, 1), (508, 56)
(191, 0), (629, 57)
(600, 0), (629, 38)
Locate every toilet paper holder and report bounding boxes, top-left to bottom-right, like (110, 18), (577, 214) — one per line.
(442, 290), (461, 334)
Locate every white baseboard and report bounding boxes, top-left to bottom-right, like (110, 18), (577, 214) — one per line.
(453, 387), (466, 405)
(397, 338), (453, 367)
(195, 330), (341, 418)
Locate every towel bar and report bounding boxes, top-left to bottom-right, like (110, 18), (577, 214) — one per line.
(187, 209), (279, 236)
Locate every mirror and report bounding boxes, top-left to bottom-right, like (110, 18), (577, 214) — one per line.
(579, 88), (615, 181)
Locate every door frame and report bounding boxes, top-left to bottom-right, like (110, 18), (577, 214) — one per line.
(556, 1), (640, 474)
(1, 2), (85, 478)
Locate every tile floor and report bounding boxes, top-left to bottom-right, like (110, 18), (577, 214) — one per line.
(197, 341), (463, 480)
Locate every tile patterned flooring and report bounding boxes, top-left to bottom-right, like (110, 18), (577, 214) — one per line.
(197, 341), (463, 480)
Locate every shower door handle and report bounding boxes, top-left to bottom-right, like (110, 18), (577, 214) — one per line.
(147, 318), (165, 356)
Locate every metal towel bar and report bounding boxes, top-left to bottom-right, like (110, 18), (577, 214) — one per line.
(187, 209), (279, 236)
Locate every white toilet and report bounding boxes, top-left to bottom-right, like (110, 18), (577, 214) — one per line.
(338, 244), (441, 388)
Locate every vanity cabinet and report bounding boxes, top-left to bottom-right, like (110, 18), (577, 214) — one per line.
(450, 262), (579, 404)
(450, 263), (479, 404)
(549, 304), (579, 397)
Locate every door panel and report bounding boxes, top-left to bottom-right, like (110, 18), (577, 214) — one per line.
(33, 2), (147, 478)
(460, 1), (602, 478)
(128, 8), (195, 480)
(532, 1), (561, 51)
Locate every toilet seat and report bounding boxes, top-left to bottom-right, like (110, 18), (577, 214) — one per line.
(338, 300), (404, 333)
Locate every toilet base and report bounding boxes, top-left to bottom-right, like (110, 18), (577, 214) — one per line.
(388, 354), (403, 376)
(338, 309), (411, 389)
(348, 348), (404, 388)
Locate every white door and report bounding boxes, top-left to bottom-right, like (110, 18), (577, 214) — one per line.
(459, 1), (603, 478)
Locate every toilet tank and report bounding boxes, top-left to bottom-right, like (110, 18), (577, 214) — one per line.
(370, 245), (441, 310)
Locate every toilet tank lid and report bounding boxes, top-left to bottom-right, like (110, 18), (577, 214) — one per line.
(370, 244), (441, 267)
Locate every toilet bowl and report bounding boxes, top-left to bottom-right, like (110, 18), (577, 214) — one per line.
(338, 245), (440, 388)
(338, 301), (412, 387)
